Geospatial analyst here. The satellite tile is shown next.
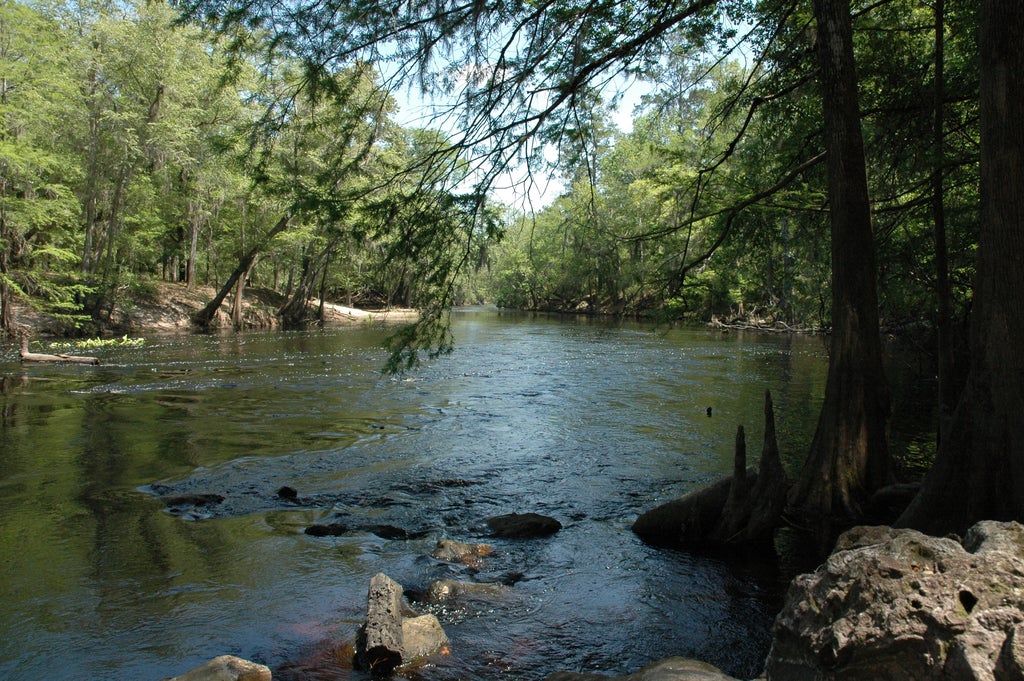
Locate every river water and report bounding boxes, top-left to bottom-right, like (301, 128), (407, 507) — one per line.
(0, 308), (923, 680)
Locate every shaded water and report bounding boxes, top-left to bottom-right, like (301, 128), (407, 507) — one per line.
(0, 309), (837, 680)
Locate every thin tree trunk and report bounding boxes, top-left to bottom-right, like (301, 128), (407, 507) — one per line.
(898, 0), (1024, 535)
(81, 52), (101, 275)
(0, 208), (12, 336)
(101, 84), (164, 282)
(231, 255), (257, 330)
(786, 0), (893, 537)
(193, 215), (290, 328)
(186, 199), (201, 288)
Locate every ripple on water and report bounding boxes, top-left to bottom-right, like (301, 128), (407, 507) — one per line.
(0, 313), (850, 681)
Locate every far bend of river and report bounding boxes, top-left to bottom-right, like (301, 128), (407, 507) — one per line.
(0, 308), (934, 681)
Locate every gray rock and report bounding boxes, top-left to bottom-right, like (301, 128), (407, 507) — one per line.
(164, 655), (271, 681)
(547, 656), (740, 681)
(765, 521), (1024, 680)
(354, 572), (449, 674)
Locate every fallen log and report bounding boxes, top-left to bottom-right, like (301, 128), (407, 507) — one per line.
(356, 573), (406, 675)
(19, 338), (99, 365)
(353, 573), (449, 676)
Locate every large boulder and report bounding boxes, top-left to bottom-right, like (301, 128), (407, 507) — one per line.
(547, 656), (740, 681)
(765, 521), (1024, 680)
(163, 655), (271, 681)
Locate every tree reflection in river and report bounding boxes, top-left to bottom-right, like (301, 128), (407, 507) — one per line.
(0, 309), (929, 680)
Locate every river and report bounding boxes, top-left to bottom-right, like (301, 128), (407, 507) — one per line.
(0, 308), (930, 680)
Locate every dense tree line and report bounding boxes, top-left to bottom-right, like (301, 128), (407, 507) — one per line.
(0, 0), (491, 337)
(483, 0), (978, 338)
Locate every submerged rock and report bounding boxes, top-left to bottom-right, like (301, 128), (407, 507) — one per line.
(163, 655), (271, 681)
(485, 512), (562, 538)
(430, 538), (492, 563)
(547, 656), (740, 681)
(276, 486), (299, 501)
(425, 578), (506, 602)
(765, 521), (1024, 680)
(161, 493), (225, 508)
(304, 522), (349, 537)
(364, 524), (423, 540)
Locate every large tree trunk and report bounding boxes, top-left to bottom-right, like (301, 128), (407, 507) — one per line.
(898, 0), (1024, 536)
(786, 0), (893, 536)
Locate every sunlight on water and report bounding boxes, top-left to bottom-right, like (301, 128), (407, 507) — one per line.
(0, 310), (855, 681)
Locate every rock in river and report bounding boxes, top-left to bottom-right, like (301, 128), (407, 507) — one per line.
(430, 538), (492, 563)
(354, 572), (449, 675)
(547, 656), (740, 681)
(425, 578), (506, 602)
(162, 655), (271, 681)
(485, 512), (562, 538)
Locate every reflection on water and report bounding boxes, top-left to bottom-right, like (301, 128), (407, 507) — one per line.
(1, 309), (870, 680)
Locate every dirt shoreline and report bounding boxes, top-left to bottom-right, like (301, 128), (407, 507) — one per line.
(12, 281), (418, 338)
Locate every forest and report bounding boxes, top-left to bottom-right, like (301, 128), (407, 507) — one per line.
(3, 0), (1022, 538)
(2, 0), (977, 336)
(0, 0), (500, 337)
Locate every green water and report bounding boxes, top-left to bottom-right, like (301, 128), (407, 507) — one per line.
(0, 309), (870, 680)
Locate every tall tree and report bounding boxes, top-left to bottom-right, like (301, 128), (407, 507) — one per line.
(0, 1), (83, 335)
(898, 0), (1024, 535)
(785, 0), (893, 533)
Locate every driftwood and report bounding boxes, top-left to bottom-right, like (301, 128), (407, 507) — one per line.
(632, 389), (789, 548)
(19, 337), (99, 365)
(354, 573), (449, 676)
(356, 573), (406, 675)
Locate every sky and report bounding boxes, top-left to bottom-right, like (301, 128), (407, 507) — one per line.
(387, 72), (653, 211)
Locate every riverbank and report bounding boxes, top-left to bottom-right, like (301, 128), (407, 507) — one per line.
(10, 281), (418, 338)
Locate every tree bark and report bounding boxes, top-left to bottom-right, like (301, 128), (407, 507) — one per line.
(898, 0), (1024, 535)
(355, 573), (405, 675)
(786, 0), (892, 536)
(633, 390), (787, 548)
(932, 0), (955, 439)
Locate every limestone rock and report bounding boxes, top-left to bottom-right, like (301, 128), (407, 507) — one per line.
(402, 614), (449, 659)
(765, 521), (1024, 680)
(165, 655), (271, 681)
(546, 656), (740, 681)
(430, 538), (492, 563)
(425, 578), (506, 602)
(354, 573), (449, 675)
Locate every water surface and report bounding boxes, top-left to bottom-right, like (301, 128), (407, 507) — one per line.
(0, 309), (834, 680)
